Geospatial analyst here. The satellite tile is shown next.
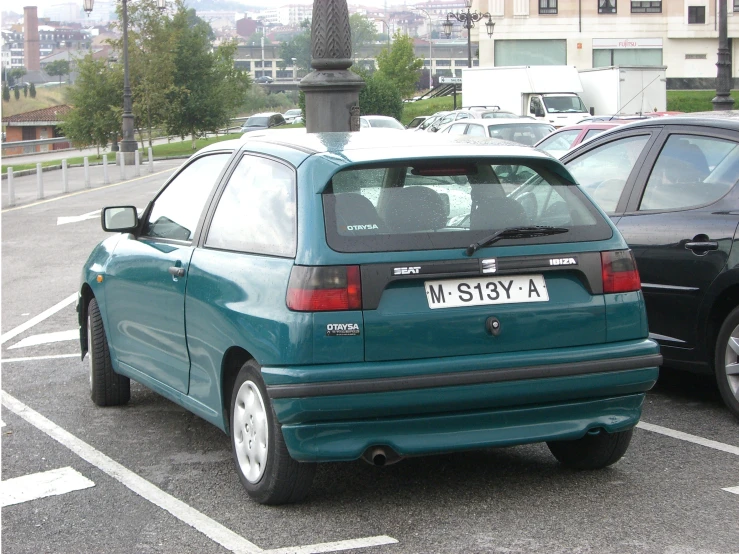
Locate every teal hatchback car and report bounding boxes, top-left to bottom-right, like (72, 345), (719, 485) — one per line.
(79, 130), (661, 504)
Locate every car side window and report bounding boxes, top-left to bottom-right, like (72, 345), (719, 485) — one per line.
(566, 135), (650, 213)
(538, 129), (580, 152)
(583, 128), (607, 141)
(639, 134), (739, 211)
(205, 154), (296, 257)
(448, 123), (467, 135)
(465, 124), (486, 137)
(145, 153), (231, 241)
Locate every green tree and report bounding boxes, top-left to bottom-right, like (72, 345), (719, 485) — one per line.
(349, 13), (378, 58)
(278, 19), (311, 72)
(112, 0), (176, 147)
(7, 67), (26, 87)
(244, 31), (270, 45)
(376, 31), (423, 99)
(164, 2), (250, 148)
(61, 54), (123, 154)
(29, 82), (36, 98)
(13, 86), (19, 100)
(23, 84), (28, 97)
(45, 59), (71, 87)
(2, 83), (10, 102)
(355, 68), (403, 120)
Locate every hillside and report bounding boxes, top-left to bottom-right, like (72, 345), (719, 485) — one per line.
(1, 86), (69, 119)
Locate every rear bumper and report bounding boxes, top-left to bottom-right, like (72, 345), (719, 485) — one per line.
(263, 339), (661, 462)
(281, 394), (647, 462)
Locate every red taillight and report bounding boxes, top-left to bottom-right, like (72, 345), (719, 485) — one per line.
(601, 250), (641, 293)
(286, 265), (362, 311)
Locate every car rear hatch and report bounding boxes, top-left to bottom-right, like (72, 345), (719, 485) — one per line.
(315, 158), (632, 363)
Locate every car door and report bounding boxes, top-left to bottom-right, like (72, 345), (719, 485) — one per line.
(614, 126), (739, 350)
(103, 151), (233, 392)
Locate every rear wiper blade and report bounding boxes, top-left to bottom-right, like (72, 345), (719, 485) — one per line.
(464, 226), (569, 256)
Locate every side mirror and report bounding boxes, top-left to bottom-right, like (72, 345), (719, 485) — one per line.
(102, 206), (138, 233)
(590, 107), (595, 116)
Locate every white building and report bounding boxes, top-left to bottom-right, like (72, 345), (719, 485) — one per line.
(261, 4), (313, 26)
(472, 0), (739, 85)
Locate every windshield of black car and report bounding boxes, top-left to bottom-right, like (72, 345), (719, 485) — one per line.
(543, 96), (587, 113)
(246, 116), (269, 127)
(323, 160), (611, 253)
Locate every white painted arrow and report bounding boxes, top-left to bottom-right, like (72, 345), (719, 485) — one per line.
(57, 210), (100, 226)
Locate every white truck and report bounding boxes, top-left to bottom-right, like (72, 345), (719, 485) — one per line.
(461, 65), (590, 128)
(578, 66), (667, 116)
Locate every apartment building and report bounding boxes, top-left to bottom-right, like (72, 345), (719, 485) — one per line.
(473, 0), (739, 87)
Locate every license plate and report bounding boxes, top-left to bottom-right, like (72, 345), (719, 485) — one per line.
(424, 274), (548, 309)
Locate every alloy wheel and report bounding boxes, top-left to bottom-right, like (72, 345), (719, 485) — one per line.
(725, 323), (739, 400)
(233, 380), (269, 483)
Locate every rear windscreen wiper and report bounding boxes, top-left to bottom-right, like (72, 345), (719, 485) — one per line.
(464, 226), (569, 256)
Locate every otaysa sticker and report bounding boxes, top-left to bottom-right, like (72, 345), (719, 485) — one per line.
(326, 323), (361, 336)
(343, 224), (378, 231)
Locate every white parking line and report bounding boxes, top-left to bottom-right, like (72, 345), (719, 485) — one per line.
(1, 354), (79, 364)
(637, 421), (739, 456)
(722, 486), (739, 495)
(0, 294), (77, 345)
(1, 391), (396, 553)
(1, 467), (95, 507)
(263, 536), (398, 554)
(8, 330), (79, 350)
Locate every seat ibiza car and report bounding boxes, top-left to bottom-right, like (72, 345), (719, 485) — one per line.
(79, 130), (661, 504)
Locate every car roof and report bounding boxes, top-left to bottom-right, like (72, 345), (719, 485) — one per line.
(197, 139), (243, 154)
(361, 115), (398, 120)
(248, 112), (281, 117)
(236, 128), (573, 181)
(615, 110), (739, 131)
(464, 118), (553, 126)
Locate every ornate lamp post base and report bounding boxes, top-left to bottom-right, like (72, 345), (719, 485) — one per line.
(301, 70), (365, 132)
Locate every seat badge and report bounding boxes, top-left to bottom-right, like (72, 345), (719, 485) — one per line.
(481, 259), (497, 274)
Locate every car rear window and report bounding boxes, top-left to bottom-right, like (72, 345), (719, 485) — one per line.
(323, 160), (612, 253)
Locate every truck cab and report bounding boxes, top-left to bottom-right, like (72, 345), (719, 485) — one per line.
(526, 93), (590, 128)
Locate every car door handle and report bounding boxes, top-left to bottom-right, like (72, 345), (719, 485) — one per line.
(684, 241), (718, 254)
(168, 266), (186, 278)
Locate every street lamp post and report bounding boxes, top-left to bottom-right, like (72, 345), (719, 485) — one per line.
(712, 0), (735, 111)
(291, 57), (297, 81)
(443, 0), (494, 69)
(85, 0), (165, 164)
(417, 8), (433, 89)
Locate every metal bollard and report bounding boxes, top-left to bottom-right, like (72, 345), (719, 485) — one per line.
(103, 154), (109, 184)
(134, 150), (141, 177)
(148, 147), (154, 173)
(7, 167), (14, 207)
(36, 163), (44, 200)
(118, 152), (125, 181)
(84, 157), (90, 189)
(62, 159), (68, 193)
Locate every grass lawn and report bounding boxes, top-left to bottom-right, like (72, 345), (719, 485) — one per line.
(666, 90), (739, 112)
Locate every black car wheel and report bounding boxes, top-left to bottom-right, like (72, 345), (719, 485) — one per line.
(715, 306), (739, 420)
(547, 428), (633, 470)
(87, 298), (130, 407)
(230, 360), (316, 504)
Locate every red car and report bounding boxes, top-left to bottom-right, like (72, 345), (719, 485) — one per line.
(535, 122), (623, 158)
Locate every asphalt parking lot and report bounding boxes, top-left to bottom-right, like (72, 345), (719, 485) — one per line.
(1, 166), (737, 554)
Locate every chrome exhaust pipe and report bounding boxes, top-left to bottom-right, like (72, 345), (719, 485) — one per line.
(361, 446), (403, 466)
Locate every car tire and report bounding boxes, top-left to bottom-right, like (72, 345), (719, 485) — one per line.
(87, 298), (130, 407)
(230, 360), (316, 505)
(715, 306), (739, 420)
(546, 428), (633, 470)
